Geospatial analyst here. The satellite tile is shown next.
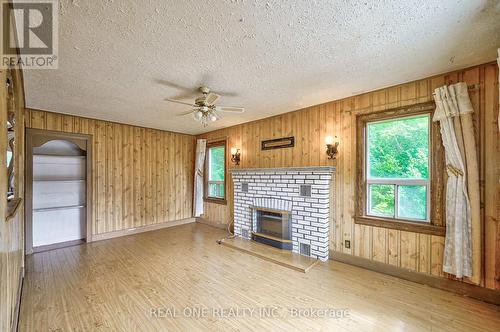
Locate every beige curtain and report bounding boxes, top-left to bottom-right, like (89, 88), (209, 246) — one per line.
(433, 82), (480, 281)
(193, 139), (207, 217)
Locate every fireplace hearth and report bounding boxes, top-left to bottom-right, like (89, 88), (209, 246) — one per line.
(252, 207), (292, 250)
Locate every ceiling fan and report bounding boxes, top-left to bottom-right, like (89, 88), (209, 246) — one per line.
(165, 86), (245, 127)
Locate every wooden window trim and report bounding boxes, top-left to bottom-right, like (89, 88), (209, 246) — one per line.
(355, 102), (446, 236)
(204, 140), (227, 205)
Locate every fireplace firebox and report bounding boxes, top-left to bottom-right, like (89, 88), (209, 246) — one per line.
(251, 207), (292, 250)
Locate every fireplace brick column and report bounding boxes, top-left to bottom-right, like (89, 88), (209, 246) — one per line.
(230, 167), (335, 261)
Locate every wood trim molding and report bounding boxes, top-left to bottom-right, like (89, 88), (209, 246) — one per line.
(330, 251), (500, 306)
(25, 128), (93, 253)
(204, 139), (227, 204)
(354, 101), (447, 233)
(27, 128), (91, 150)
(203, 197), (227, 205)
(196, 217), (228, 230)
(355, 216), (446, 236)
(207, 136), (229, 143)
(31, 239), (85, 254)
(92, 217), (195, 242)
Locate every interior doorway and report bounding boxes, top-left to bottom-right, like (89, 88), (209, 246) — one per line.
(25, 129), (92, 254)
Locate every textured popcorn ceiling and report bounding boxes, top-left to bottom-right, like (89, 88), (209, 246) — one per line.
(24, 0), (500, 134)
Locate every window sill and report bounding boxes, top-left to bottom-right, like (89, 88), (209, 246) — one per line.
(204, 197), (227, 205)
(355, 215), (445, 236)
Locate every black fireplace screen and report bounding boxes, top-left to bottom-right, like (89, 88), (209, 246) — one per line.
(254, 209), (291, 241)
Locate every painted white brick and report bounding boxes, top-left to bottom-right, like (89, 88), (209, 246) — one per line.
(231, 167), (334, 260)
(311, 212), (328, 218)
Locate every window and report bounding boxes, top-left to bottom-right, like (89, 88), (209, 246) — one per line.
(205, 140), (226, 203)
(366, 114), (430, 221)
(355, 103), (445, 236)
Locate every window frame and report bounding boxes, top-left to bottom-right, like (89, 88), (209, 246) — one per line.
(355, 102), (446, 236)
(365, 114), (431, 222)
(204, 140), (227, 205)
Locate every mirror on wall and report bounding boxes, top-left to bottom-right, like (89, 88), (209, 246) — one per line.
(6, 72), (15, 200)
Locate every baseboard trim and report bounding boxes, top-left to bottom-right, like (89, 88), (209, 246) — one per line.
(13, 267), (24, 332)
(330, 251), (500, 306)
(32, 239), (85, 254)
(196, 217), (228, 230)
(92, 218), (196, 242)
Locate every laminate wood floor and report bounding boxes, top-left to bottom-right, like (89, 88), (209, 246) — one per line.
(19, 223), (500, 331)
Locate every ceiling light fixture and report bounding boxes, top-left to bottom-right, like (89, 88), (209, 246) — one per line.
(164, 86), (245, 127)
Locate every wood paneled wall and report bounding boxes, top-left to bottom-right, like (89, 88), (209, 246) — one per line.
(25, 109), (196, 236)
(198, 62), (500, 290)
(1, 65), (26, 332)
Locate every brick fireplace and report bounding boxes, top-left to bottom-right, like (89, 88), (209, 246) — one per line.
(230, 167), (335, 261)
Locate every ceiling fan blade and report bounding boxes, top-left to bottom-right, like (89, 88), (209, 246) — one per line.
(212, 109), (222, 118)
(169, 91), (198, 100)
(204, 92), (221, 106)
(215, 106), (245, 113)
(155, 79), (193, 92)
(176, 109), (197, 116)
(214, 90), (238, 97)
(165, 98), (197, 107)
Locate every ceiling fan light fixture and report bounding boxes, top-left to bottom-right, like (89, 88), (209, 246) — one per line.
(165, 85), (244, 127)
(193, 110), (203, 121)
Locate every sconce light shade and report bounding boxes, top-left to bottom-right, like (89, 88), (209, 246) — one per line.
(325, 136), (334, 145)
(231, 147), (241, 165)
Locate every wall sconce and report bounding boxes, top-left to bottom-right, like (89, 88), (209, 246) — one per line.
(325, 136), (339, 159)
(231, 147), (241, 165)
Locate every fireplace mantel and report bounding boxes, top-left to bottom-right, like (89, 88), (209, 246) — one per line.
(229, 166), (336, 174)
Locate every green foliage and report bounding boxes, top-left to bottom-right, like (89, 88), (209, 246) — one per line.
(368, 116), (429, 179)
(367, 116), (429, 220)
(369, 184), (394, 217)
(398, 185), (426, 220)
(209, 146), (225, 181)
(208, 146), (225, 198)
(208, 183), (224, 198)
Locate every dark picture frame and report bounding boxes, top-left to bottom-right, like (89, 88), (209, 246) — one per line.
(261, 137), (295, 150)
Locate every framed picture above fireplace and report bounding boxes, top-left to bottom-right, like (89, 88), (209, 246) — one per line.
(261, 136), (295, 150)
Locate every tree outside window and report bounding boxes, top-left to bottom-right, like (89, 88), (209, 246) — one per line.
(366, 114), (430, 222)
(205, 141), (226, 202)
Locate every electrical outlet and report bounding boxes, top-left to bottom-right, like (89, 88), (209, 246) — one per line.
(344, 240), (351, 249)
